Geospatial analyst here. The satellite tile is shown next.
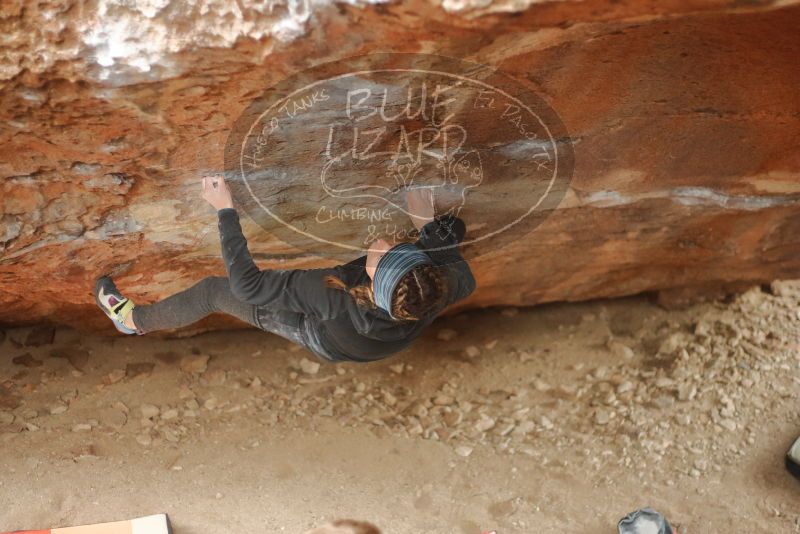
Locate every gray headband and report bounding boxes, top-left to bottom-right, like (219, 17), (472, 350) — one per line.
(374, 243), (434, 319)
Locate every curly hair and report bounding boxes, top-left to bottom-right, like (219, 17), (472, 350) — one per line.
(325, 263), (448, 321)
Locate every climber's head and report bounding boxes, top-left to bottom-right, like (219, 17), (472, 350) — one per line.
(365, 238), (393, 280)
(326, 240), (448, 321)
(371, 241), (448, 320)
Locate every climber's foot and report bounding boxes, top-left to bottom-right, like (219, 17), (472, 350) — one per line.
(94, 276), (138, 335)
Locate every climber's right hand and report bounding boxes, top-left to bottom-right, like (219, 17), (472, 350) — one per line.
(405, 187), (436, 230)
(201, 175), (234, 211)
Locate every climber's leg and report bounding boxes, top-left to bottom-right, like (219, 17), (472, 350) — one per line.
(96, 275), (336, 361)
(131, 276), (259, 334)
(95, 275), (260, 334)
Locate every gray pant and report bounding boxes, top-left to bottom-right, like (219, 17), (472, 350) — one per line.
(131, 276), (335, 361)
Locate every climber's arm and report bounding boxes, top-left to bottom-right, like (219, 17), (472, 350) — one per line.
(216, 208), (349, 319)
(414, 215), (476, 305)
(201, 175), (348, 319)
(405, 187), (476, 305)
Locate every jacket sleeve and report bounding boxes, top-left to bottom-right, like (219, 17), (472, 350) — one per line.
(414, 215), (476, 306)
(216, 208), (350, 319)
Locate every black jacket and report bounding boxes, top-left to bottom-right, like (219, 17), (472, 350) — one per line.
(217, 208), (476, 362)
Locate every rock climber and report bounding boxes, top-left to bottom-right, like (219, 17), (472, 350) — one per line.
(94, 175), (476, 363)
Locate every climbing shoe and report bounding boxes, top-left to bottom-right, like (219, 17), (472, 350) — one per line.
(94, 276), (138, 335)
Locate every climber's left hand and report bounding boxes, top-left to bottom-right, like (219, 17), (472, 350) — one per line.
(201, 175), (234, 211)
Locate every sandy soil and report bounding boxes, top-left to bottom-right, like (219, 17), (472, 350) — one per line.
(1, 282), (799, 533)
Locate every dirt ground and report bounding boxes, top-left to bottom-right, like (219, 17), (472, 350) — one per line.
(1, 282), (799, 534)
